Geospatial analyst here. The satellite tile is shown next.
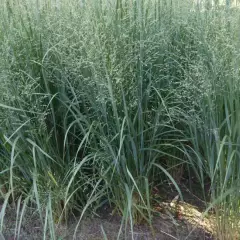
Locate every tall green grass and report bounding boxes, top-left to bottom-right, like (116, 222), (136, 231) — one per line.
(1, 0), (240, 239)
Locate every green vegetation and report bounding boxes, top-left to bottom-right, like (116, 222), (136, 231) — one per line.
(1, 0), (240, 239)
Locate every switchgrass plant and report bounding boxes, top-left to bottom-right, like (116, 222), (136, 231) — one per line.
(0, 0), (187, 237)
(184, 6), (240, 239)
(1, 0), (240, 239)
(186, 80), (240, 239)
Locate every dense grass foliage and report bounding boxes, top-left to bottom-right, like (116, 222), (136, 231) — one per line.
(1, 0), (240, 239)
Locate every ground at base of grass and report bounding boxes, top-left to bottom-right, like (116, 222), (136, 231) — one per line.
(1, 206), (215, 240)
(1, 185), (215, 240)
